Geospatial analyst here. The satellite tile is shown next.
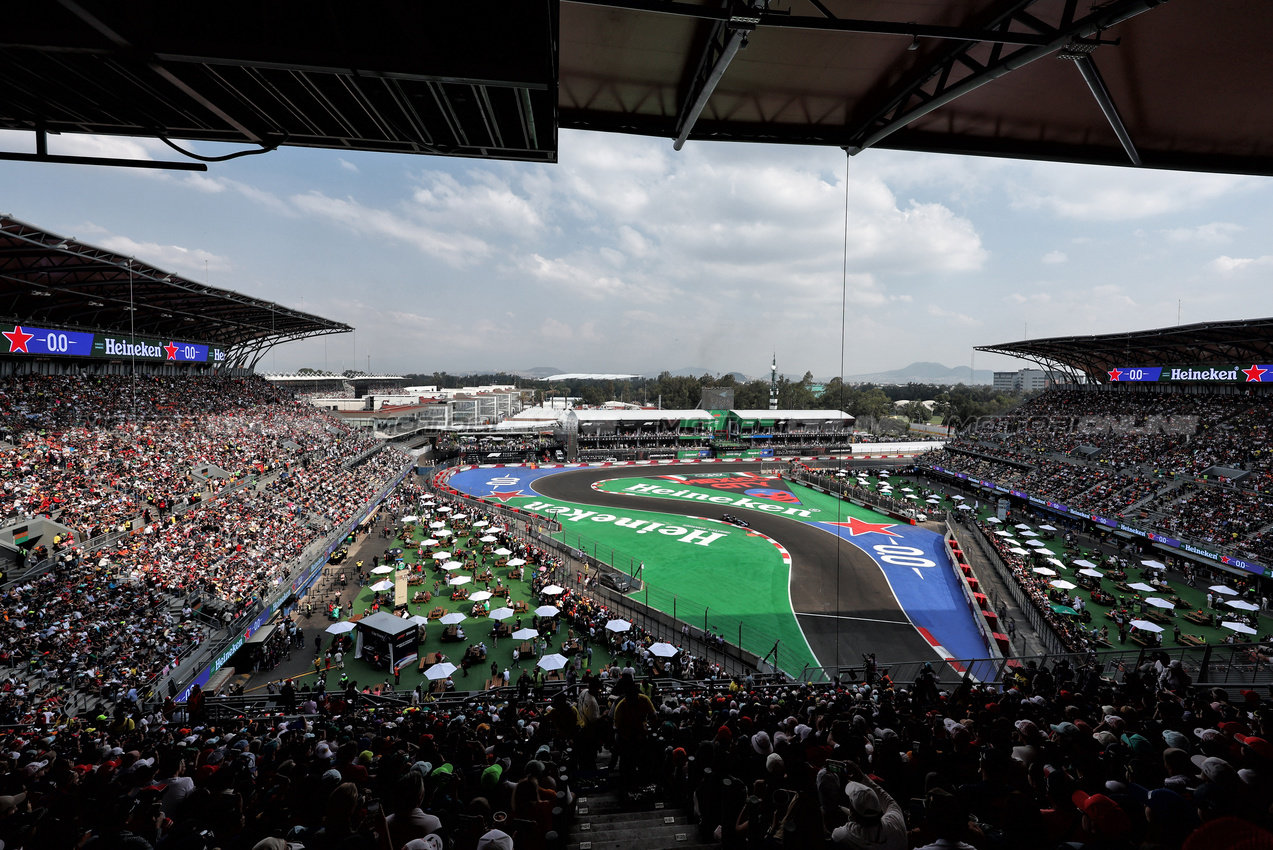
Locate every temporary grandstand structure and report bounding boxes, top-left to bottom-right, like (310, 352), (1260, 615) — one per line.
(0, 216), (348, 371)
(976, 317), (1273, 385)
(3, 3), (1272, 176)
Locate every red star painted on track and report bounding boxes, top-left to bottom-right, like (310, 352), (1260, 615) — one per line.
(1107, 368), (1122, 382)
(164, 341), (179, 360)
(486, 489), (526, 502)
(826, 517), (901, 537)
(3, 325), (34, 354)
(1243, 364), (1267, 383)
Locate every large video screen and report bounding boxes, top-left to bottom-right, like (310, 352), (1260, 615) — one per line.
(3, 323), (227, 364)
(1108, 365), (1272, 384)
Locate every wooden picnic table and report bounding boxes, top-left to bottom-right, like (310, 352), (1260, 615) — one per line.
(1185, 612), (1212, 626)
(485, 677), (503, 690)
(1179, 634), (1208, 647)
(428, 606), (445, 620)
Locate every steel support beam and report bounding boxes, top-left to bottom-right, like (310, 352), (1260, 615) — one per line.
(673, 5), (756, 151)
(844, 0), (1170, 155)
(1071, 54), (1141, 166)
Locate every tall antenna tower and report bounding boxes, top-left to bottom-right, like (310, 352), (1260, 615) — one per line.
(769, 352), (779, 410)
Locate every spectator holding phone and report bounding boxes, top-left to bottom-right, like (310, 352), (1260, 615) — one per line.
(829, 760), (907, 850)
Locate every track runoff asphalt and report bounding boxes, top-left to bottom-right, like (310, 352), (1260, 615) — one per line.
(530, 460), (952, 678)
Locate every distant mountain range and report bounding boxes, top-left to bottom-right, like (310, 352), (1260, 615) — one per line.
(842, 361), (993, 385)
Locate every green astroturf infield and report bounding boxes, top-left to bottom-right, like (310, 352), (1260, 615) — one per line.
(504, 493), (822, 675)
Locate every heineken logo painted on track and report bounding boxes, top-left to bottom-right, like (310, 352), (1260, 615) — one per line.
(519, 500), (730, 547)
(594, 476), (821, 518)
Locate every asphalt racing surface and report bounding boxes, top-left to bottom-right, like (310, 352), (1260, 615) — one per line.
(532, 462), (944, 674)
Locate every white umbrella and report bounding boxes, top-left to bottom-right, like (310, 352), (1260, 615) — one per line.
(506, 558), (526, 567)
(425, 662), (457, 680)
(435, 530), (453, 538)
(448, 576), (471, 586)
(1039, 524), (1057, 531)
(422, 538), (439, 546)
(470, 591), (493, 601)
(401, 515), (419, 523)
(927, 498), (941, 504)
(370, 579), (394, 592)
(1128, 582), (1157, 593)
(537, 653), (568, 671)
(442, 561), (464, 571)
(1141, 559), (1167, 570)
(512, 628), (539, 640)
(1227, 599), (1259, 612)
(534, 605), (560, 617)
(1143, 597), (1174, 609)
(605, 619), (632, 633)
(1129, 620), (1164, 633)
(440, 613), (465, 625)
(433, 552), (452, 560)
(1027, 540), (1048, 548)
(902, 487), (915, 492)
(1051, 579), (1077, 590)
(408, 615), (430, 627)
(1015, 523), (1032, 530)
(1009, 547), (1030, 555)
(1021, 530), (1039, 537)
(490, 607), (515, 620)
(1073, 559), (1097, 569)
(436, 506), (453, 513)
(480, 535), (498, 542)
(1210, 585), (1239, 596)
(904, 494), (918, 500)
(648, 642), (679, 658)
(541, 585), (565, 595)
(453, 513), (468, 519)
(495, 547), (512, 556)
(952, 495), (966, 500)
(986, 517), (1002, 524)
(473, 520), (489, 527)
(957, 504), (974, 511)
(1047, 558), (1066, 568)
(325, 621), (356, 634)
(1079, 568), (1104, 578)
(371, 565), (394, 574)
(1032, 567), (1057, 576)
(996, 531), (1013, 538)
(1223, 621), (1257, 635)
(430, 521), (446, 529)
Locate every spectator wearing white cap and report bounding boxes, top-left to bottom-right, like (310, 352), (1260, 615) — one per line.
(830, 760), (906, 850)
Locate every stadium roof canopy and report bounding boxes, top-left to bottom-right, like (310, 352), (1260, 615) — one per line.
(3, 2), (1272, 175)
(976, 318), (1273, 384)
(0, 215), (350, 368)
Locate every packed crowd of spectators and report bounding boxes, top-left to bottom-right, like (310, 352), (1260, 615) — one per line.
(1, 638), (1269, 850)
(919, 387), (1273, 564)
(1, 373), (413, 723)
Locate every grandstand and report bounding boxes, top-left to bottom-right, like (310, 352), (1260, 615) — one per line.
(916, 318), (1273, 583)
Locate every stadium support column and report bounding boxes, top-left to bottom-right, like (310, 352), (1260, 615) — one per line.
(769, 353), (778, 410)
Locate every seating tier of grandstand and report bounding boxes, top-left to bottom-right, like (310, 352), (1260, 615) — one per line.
(920, 388), (1273, 565)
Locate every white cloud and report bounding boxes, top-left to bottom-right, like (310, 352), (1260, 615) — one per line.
(1164, 222), (1242, 244)
(1010, 165), (1259, 221)
(926, 304), (982, 327)
(94, 234), (232, 276)
(1210, 255), (1273, 274)
(1042, 250), (1067, 264)
(291, 191), (490, 266)
(339, 158), (360, 173)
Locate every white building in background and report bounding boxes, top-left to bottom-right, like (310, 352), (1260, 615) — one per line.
(993, 368), (1063, 392)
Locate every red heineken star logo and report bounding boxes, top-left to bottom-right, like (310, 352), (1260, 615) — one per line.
(3, 325), (34, 354)
(164, 341), (179, 360)
(487, 489), (526, 502)
(1243, 364), (1267, 383)
(827, 517), (901, 537)
(1107, 368), (1122, 382)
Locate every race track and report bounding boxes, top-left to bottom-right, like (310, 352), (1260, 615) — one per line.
(529, 463), (945, 673)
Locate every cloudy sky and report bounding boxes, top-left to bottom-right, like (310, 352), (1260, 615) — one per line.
(1, 128), (1269, 380)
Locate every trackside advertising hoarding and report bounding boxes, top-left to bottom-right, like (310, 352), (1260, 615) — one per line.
(930, 465), (1271, 577)
(1108, 364), (1273, 384)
